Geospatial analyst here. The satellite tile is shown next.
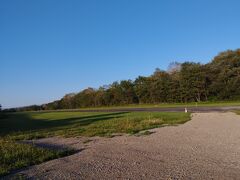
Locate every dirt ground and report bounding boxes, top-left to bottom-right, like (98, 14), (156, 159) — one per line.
(12, 112), (240, 179)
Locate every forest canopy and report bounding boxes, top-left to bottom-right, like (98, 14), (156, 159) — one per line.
(6, 49), (240, 111)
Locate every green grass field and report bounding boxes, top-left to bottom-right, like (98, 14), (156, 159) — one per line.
(0, 111), (190, 177)
(1, 111), (191, 139)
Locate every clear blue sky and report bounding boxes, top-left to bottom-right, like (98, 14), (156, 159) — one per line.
(1, 0), (240, 108)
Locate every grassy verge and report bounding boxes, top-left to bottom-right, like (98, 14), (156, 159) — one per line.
(81, 112), (190, 136)
(1, 111), (191, 139)
(0, 139), (73, 177)
(0, 111), (190, 177)
(235, 110), (240, 115)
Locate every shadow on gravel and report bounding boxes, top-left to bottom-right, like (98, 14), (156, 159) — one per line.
(20, 140), (84, 153)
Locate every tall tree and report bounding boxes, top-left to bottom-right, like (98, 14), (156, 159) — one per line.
(179, 62), (208, 102)
(208, 49), (240, 100)
(134, 76), (151, 103)
(150, 69), (171, 103)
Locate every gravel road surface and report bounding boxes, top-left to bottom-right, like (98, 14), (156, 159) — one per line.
(12, 112), (240, 179)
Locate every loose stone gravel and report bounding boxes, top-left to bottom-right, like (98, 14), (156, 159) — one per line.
(12, 112), (240, 179)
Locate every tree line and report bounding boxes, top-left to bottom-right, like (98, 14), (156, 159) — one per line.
(4, 49), (240, 111)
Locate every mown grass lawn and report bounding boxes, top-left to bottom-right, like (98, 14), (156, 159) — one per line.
(1, 111), (191, 139)
(0, 111), (191, 177)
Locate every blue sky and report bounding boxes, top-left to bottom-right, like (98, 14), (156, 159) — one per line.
(1, 0), (240, 108)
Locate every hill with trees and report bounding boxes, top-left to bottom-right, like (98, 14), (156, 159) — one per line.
(5, 49), (240, 111)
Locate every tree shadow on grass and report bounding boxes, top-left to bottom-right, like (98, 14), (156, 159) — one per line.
(0, 112), (129, 136)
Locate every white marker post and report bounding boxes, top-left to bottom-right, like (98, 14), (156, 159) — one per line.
(185, 108), (188, 113)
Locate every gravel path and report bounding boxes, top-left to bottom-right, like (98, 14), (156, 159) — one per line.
(14, 112), (240, 179)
